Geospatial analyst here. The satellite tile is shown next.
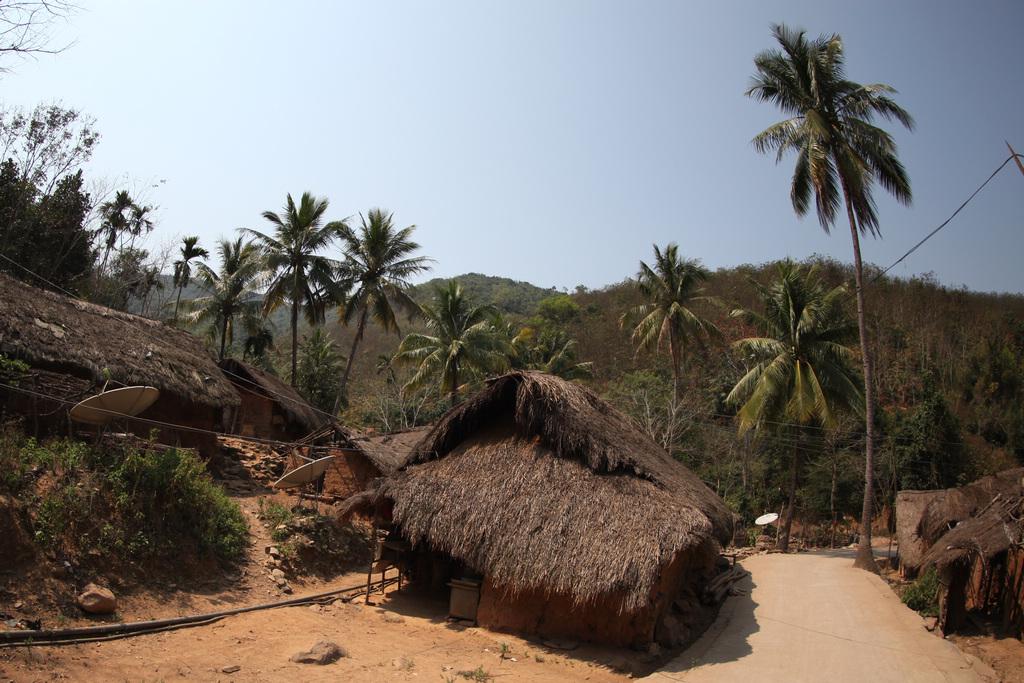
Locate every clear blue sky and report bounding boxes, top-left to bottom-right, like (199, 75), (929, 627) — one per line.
(6, 0), (1023, 293)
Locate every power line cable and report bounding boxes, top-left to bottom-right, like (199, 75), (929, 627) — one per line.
(871, 154), (1021, 284)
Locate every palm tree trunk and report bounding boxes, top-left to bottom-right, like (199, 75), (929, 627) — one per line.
(335, 308), (368, 414)
(290, 298), (299, 387)
(669, 328), (682, 404)
(219, 317), (228, 361)
(778, 437), (800, 552)
(449, 362), (460, 408)
(844, 193), (880, 573)
(174, 286), (183, 324)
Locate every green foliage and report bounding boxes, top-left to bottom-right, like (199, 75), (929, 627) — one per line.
(536, 294), (580, 325)
(186, 237), (264, 360)
(457, 667), (492, 682)
(0, 159), (93, 291)
(416, 273), (555, 316)
(257, 497), (295, 543)
(294, 327), (344, 413)
(621, 243), (719, 400)
(901, 568), (940, 617)
(0, 426), (247, 564)
(394, 280), (508, 404)
(0, 353), (30, 385)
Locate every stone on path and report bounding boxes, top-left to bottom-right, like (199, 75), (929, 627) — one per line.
(76, 583), (116, 614)
(290, 640), (346, 665)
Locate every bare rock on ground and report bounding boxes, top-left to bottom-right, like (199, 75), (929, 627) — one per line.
(290, 640), (346, 665)
(77, 583), (117, 614)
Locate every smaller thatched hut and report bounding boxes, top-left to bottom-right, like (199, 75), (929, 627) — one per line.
(919, 474), (1024, 636)
(896, 468), (1024, 578)
(350, 426), (431, 475)
(0, 273), (239, 455)
(220, 358), (325, 442)
(368, 371), (733, 648)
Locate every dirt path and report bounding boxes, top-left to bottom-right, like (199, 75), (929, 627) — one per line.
(644, 550), (997, 683)
(0, 585), (640, 682)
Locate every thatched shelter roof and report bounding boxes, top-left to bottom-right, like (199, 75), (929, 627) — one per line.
(916, 468), (1024, 550)
(921, 484), (1024, 571)
(350, 426), (431, 475)
(895, 489), (947, 574)
(219, 358), (324, 434)
(382, 371), (733, 613)
(0, 273), (238, 409)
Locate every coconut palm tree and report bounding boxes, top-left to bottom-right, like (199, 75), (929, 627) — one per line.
(726, 261), (862, 551)
(393, 281), (507, 407)
(621, 243), (719, 403)
(747, 23), (913, 569)
(334, 208), (431, 412)
(502, 324), (594, 380)
(243, 192), (345, 387)
(187, 238), (263, 361)
(171, 235), (208, 324)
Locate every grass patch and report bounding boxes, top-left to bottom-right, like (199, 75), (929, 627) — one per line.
(457, 666), (492, 682)
(901, 567), (941, 617)
(0, 424), (248, 565)
(257, 498), (295, 543)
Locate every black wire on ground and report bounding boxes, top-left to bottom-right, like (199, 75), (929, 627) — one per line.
(0, 576), (399, 648)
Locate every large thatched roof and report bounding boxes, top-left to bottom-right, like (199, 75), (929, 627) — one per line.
(0, 273), (238, 409)
(220, 358), (324, 434)
(382, 371), (733, 613)
(350, 426), (431, 475)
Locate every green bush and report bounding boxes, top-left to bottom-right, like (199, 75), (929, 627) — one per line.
(901, 567), (940, 617)
(0, 424), (248, 564)
(257, 497), (295, 543)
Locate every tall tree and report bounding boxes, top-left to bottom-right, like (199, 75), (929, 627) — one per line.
(334, 208), (431, 412)
(393, 281), (507, 407)
(187, 238), (263, 360)
(295, 327), (345, 413)
(243, 192), (344, 387)
(621, 243), (719, 402)
(726, 261), (863, 551)
(172, 235), (208, 323)
(747, 23), (913, 570)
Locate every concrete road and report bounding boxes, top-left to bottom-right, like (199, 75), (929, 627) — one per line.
(644, 550), (996, 683)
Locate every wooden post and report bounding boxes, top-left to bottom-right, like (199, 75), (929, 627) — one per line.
(1008, 142), (1024, 178)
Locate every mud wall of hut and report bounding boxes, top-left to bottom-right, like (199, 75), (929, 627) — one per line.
(231, 386), (294, 442)
(474, 540), (717, 648)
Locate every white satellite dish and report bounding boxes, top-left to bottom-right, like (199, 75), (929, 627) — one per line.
(755, 512), (780, 526)
(273, 455), (335, 490)
(70, 386), (160, 425)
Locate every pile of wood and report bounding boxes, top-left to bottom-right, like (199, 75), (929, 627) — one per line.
(703, 564), (751, 604)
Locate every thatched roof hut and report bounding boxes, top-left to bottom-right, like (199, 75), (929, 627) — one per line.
(896, 469), (1024, 577)
(921, 488), (1024, 573)
(219, 358), (324, 440)
(377, 372), (733, 646)
(0, 273), (238, 408)
(0, 273), (238, 454)
(918, 472), (1024, 636)
(351, 426), (431, 475)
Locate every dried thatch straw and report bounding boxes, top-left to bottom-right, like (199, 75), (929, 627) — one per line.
(382, 371), (733, 613)
(220, 358), (324, 433)
(351, 426), (432, 475)
(895, 489), (947, 575)
(0, 273), (238, 408)
(917, 468), (1024, 550)
(921, 487), (1024, 571)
